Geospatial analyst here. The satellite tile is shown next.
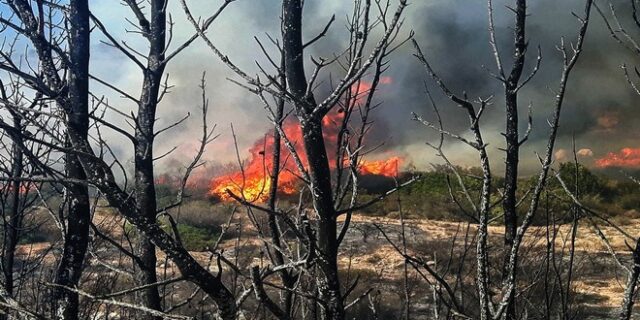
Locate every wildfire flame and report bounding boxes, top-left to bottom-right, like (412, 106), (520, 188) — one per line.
(595, 147), (640, 168)
(359, 157), (402, 177)
(210, 78), (403, 202)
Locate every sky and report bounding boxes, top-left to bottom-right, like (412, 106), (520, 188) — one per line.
(6, 0), (640, 176)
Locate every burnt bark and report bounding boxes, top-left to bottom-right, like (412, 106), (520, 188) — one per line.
(251, 266), (291, 320)
(502, 0), (526, 263)
(502, 1), (527, 318)
(302, 119), (344, 320)
(266, 56), (297, 316)
(282, 1), (344, 318)
(53, 1), (91, 318)
(132, 0), (167, 316)
(0, 115), (24, 320)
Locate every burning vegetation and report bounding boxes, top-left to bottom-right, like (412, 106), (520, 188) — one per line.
(208, 80), (403, 202)
(596, 147), (640, 168)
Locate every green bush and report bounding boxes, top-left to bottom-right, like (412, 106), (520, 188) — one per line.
(620, 194), (640, 211)
(355, 163), (640, 224)
(545, 163), (612, 199)
(357, 167), (491, 221)
(164, 223), (221, 251)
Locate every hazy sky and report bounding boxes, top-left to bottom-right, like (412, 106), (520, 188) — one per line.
(83, 0), (640, 175)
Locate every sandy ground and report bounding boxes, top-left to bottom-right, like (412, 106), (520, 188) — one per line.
(15, 208), (640, 317)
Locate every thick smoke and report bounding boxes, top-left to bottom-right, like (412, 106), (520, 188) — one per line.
(89, 0), (640, 175)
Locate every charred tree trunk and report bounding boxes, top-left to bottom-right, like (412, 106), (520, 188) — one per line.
(132, 0), (167, 316)
(301, 118), (344, 320)
(267, 57), (296, 316)
(283, 0), (345, 320)
(503, 0), (527, 261)
(502, 1), (527, 318)
(282, 1), (344, 318)
(1, 115), (23, 320)
(267, 127), (296, 316)
(53, 1), (91, 319)
(133, 104), (163, 318)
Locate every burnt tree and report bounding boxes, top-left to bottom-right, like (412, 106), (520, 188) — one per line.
(53, 1), (92, 318)
(410, 0), (593, 318)
(0, 1), (239, 319)
(0, 0), (92, 318)
(180, 0), (409, 318)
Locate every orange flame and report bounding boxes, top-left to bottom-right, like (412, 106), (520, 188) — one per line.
(359, 157), (403, 177)
(209, 111), (340, 202)
(595, 147), (640, 168)
(211, 172), (274, 202)
(210, 78), (402, 202)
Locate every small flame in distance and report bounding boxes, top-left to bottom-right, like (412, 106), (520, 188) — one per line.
(595, 147), (640, 168)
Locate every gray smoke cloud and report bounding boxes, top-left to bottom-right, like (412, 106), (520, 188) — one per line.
(88, 0), (640, 175)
